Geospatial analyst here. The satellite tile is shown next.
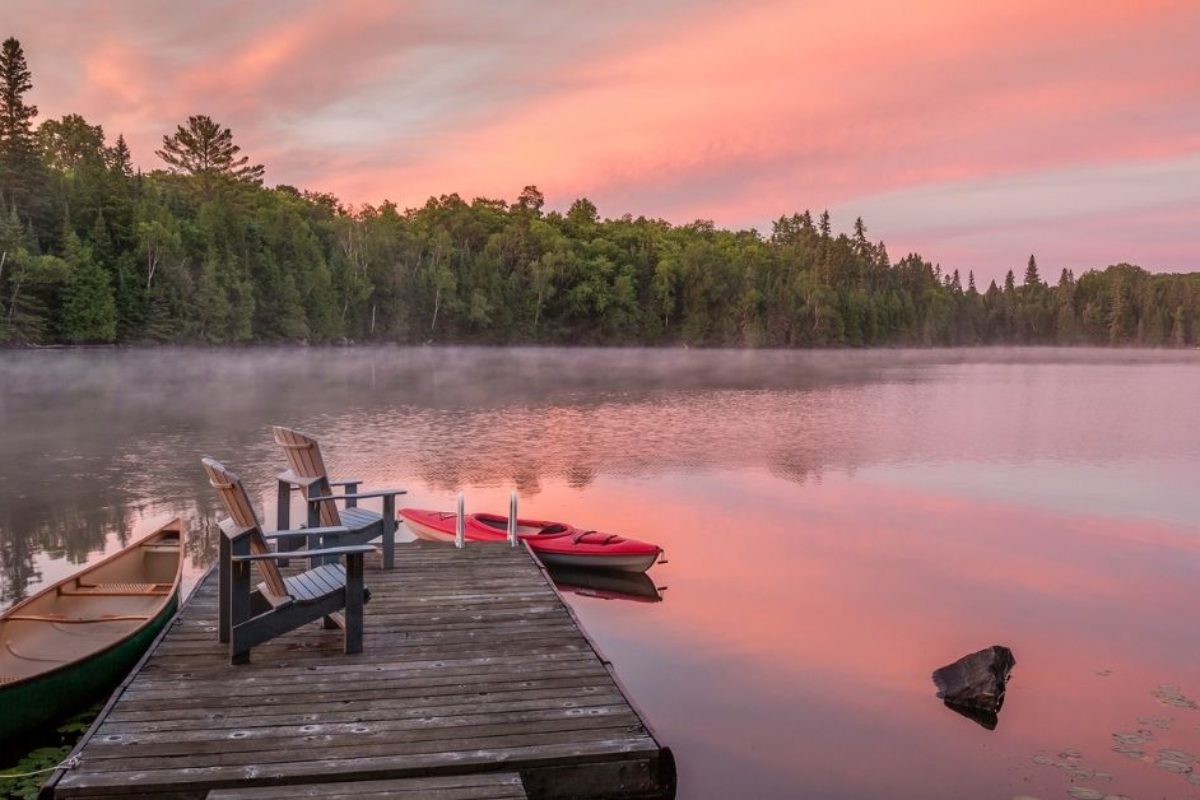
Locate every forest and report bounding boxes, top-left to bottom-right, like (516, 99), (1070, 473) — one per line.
(1, 37), (1198, 349)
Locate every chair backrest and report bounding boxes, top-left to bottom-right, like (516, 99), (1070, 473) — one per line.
(272, 426), (340, 527)
(201, 457), (289, 600)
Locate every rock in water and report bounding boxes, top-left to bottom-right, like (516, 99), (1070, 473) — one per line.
(932, 645), (1016, 727)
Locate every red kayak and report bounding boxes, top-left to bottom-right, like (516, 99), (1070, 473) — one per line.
(398, 508), (663, 573)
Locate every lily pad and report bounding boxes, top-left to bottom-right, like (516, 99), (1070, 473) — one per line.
(1113, 732), (1152, 746)
(1111, 745), (1144, 760)
(1154, 757), (1192, 774)
(1152, 684), (1198, 710)
(1137, 715), (1173, 729)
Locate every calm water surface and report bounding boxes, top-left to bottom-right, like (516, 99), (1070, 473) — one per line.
(2, 346), (1199, 799)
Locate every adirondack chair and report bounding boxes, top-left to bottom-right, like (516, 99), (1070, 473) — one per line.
(273, 426), (405, 569)
(202, 457), (374, 665)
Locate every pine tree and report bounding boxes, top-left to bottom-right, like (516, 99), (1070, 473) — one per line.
(1024, 254), (1041, 287)
(155, 115), (264, 196)
(0, 39), (36, 160)
(0, 38), (46, 226)
(818, 210), (831, 237)
(108, 133), (133, 176)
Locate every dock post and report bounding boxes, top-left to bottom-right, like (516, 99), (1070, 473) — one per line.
(508, 491), (518, 547)
(455, 492), (465, 548)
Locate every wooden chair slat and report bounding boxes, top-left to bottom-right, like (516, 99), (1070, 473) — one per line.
(202, 458), (289, 600)
(272, 426), (340, 527)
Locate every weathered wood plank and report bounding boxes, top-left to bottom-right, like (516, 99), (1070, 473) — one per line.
(206, 772), (529, 799)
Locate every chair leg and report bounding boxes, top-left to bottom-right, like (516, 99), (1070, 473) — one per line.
(344, 553), (365, 655)
(276, 479), (291, 531)
(230, 559), (252, 664)
(276, 479), (294, 567)
(381, 495), (396, 570)
(218, 534), (231, 644)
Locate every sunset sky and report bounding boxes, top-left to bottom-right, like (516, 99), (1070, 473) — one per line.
(8, 0), (1199, 280)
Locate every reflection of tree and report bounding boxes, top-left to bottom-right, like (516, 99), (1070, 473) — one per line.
(512, 469), (542, 496)
(0, 496), (131, 604)
(566, 463), (597, 490)
(186, 508), (220, 571)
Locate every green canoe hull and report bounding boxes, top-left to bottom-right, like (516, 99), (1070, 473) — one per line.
(0, 590), (178, 748)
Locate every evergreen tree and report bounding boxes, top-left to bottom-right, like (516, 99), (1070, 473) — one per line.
(108, 134), (132, 176)
(818, 210), (831, 237)
(155, 115), (264, 195)
(1024, 254), (1041, 287)
(0, 38), (37, 165)
(59, 228), (117, 342)
(0, 37), (47, 231)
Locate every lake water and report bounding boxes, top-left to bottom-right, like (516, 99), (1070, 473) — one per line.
(2, 346), (1199, 799)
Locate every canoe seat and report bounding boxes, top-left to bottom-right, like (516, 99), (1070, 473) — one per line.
(60, 583), (172, 596)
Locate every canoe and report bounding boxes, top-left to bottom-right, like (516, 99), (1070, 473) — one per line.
(399, 508), (663, 573)
(0, 520), (184, 746)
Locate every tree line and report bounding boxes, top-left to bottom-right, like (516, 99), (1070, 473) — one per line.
(1, 37), (1197, 348)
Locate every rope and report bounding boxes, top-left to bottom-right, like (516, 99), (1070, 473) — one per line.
(0, 754), (79, 780)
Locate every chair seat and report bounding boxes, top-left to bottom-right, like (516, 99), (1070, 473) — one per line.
(264, 563), (347, 603)
(340, 506), (382, 530)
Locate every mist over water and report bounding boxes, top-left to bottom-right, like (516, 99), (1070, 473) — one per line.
(1, 346), (1199, 798)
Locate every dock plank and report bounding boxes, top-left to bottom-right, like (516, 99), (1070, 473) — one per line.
(47, 541), (674, 800)
(206, 772), (529, 799)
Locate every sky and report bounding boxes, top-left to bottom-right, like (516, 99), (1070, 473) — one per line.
(6, 0), (1199, 281)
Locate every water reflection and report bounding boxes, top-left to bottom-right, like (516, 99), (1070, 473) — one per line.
(547, 565), (665, 603)
(1, 346), (1199, 799)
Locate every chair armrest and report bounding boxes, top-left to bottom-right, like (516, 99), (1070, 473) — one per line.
(328, 479), (363, 488)
(263, 526), (351, 539)
(306, 489), (407, 502)
(231, 545), (376, 562)
(276, 470), (323, 489)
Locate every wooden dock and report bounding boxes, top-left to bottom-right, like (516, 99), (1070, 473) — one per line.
(45, 541), (675, 800)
